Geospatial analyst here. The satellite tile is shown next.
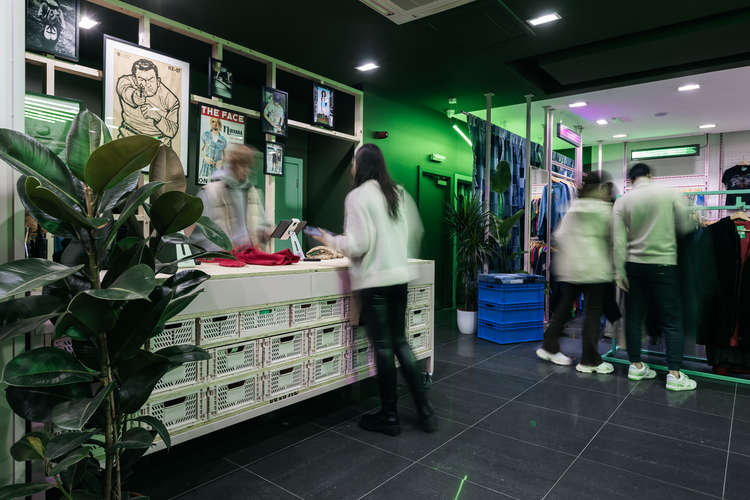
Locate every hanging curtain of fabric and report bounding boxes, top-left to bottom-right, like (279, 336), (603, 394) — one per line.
(552, 151), (576, 179)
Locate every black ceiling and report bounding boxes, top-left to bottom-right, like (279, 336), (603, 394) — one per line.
(115, 0), (750, 113)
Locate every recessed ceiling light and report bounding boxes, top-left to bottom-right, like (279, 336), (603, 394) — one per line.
(613, 134), (628, 138)
(596, 119), (608, 125)
(654, 112), (668, 117)
(79, 17), (99, 29)
(678, 84), (700, 91)
(699, 124), (716, 129)
(568, 102), (587, 108)
(527, 13), (561, 26)
(356, 63), (379, 72)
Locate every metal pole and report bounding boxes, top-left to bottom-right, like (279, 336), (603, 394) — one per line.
(542, 106), (554, 321)
(574, 125), (583, 187)
(623, 142), (628, 190)
(484, 92), (493, 274)
(598, 140), (603, 179)
(524, 94), (533, 272)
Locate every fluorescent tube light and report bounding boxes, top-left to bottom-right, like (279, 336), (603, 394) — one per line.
(568, 102), (587, 108)
(356, 63), (379, 71)
(678, 84), (700, 91)
(699, 124), (716, 129)
(527, 13), (561, 26)
(79, 17), (99, 29)
(596, 119), (608, 125)
(613, 134), (628, 138)
(631, 145), (700, 160)
(453, 124), (472, 147)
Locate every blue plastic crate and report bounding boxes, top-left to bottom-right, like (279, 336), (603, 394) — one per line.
(478, 301), (544, 324)
(479, 282), (544, 305)
(478, 273), (545, 284)
(478, 320), (544, 344)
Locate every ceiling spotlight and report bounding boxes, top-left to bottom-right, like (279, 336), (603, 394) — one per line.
(568, 102), (587, 108)
(356, 63), (379, 72)
(654, 112), (668, 117)
(79, 17), (99, 29)
(527, 13), (561, 26)
(613, 134), (628, 138)
(678, 84), (700, 91)
(699, 124), (716, 129)
(596, 119), (608, 125)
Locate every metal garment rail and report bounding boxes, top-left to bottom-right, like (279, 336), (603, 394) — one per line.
(602, 188), (750, 386)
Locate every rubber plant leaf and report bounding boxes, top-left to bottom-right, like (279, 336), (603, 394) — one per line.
(102, 181), (165, 250)
(98, 170), (141, 214)
(0, 258), (83, 301)
(105, 427), (154, 453)
(150, 191), (204, 236)
(2, 347), (94, 387)
(65, 109), (112, 182)
(0, 482), (51, 499)
(107, 287), (172, 364)
(84, 135), (161, 194)
(149, 144), (186, 198)
(133, 416), (171, 452)
(16, 176), (78, 239)
(83, 264), (155, 301)
(118, 360), (171, 414)
(6, 384), (92, 423)
(48, 447), (91, 477)
(194, 215), (233, 252)
(162, 269), (210, 297)
(0, 295), (66, 342)
(10, 432), (49, 461)
(51, 382), (116, 431)
(25, 177), (108, 231)
(67, 292), (117, 335)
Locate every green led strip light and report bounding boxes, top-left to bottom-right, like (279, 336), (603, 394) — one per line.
(631, 145), (700, 160)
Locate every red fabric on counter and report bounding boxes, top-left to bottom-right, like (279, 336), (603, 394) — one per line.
(212, 246), (301, 267)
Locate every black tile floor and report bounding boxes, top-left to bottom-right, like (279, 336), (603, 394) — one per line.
(127, 310), (750, 500)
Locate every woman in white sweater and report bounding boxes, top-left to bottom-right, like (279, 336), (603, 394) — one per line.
(314, 144), (435, 436)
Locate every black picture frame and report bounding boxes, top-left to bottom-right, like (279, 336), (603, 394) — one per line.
(26, 0), (80, 62)
(24, 92), (82, 159)
(312, 83), (334, 129)
(208, 57), (234, 101)
(264, 141), (285, 177)
(261, 86), (288, 138)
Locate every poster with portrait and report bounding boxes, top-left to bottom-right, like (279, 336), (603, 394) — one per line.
(209, 58), (233, 101)
(26, 0), (80, 62)
(261, 86), (288, 138)
(264, 141), (284, 177)
(103, 35), (190, 174)
(313, 83), (334, 129)
(24, 92), (82, 160)
(196, 105), (246, 185)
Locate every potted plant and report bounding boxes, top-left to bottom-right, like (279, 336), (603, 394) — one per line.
(0, 110), (234, 500)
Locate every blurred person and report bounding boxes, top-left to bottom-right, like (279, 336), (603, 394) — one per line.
(193, 145), (272, 250)
(537, 173), (616, 373)
(613, 163), (696, 391)
(312, 144), (435, 436)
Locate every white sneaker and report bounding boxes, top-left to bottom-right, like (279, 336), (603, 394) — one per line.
(628, 363), (657, 381)
(576, 362), (614, 374)
(666, 372), (697, 392)
(536, 348), (572, 366)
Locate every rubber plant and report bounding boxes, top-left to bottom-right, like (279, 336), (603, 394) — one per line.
(0, 110), (235, 500)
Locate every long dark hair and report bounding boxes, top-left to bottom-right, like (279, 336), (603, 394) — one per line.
(353, 144), (401, 220)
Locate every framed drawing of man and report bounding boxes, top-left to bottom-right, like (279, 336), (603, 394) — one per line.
(197, 105), (246, 185)
(261, 86), (288, 138)
(103, 35), (190, 173)
(264, 141), (284, 177)
(26, 0), (80, 62)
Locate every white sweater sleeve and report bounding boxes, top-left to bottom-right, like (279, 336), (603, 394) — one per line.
(329, 191), (370, 259)
(403, 190), (423, 259)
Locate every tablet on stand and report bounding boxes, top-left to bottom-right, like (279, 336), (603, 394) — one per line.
(270, 219), (318, 261)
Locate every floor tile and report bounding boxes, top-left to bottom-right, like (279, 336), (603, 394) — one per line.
(454, 335), (519, 354)
(546, 458), (716, 500)
(432, 343), (499, 367)
(729, 418), (750, 456)
(544, 363), (637, 396)
(420, 427), (575, 500)
(629, 376), (736, 417)
(609, 398), (731, 450)
(514, 382), (624, 421)
(725, 452), (750, 500)
(733, 394), (750, 422)
(399, 380), (507, 426)
(475, 352), (563, 381)
(504, 338), (582, 361)
(334, 406), (469, 461)
(177, 468), (301, 499)
(474, 401), (602, 455)
(437, 366), (538, 400)
(735, 385), (750, 400)
(428, 359), (467, 382)
(247, 431), (411, 500)
(581, 424), (726, 497)
(362, 463), (508, 500)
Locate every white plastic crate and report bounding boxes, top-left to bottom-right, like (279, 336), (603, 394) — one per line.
(209, 340), (258, 380)
(198, 313), (239, 345)
(318, 298), (348, 321)
(210, 375), (262, 416)
(347, 345), (375, 374)
(409, 287), (430, 306)
(309, 351), (347, 386)
(153, 360), (204, 394)
(309, 323), (347, 354)
(264, 363), (305, 399)
(53, 337), (74, 354)
(348, 325), (369, 347)
(406, 308), (429, 331)
(407, 329), (430, 353)
(263, 331), (308, 366)
(146, 319), (196, 351)
(240, 306), (290, 338)
(291, 301), (319, 326)
(139, 390), (206, 431)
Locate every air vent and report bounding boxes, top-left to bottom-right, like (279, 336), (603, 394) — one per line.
(360, 0), (476, 25)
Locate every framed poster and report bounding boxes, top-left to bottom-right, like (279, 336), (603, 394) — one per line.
(313, 83), (334, 129)
(264, 141), (284, 177)
(209, 58), (233, 101)
(103, 35), (190, 174)
(196, 105), (246, 185)
(24, 92), (82, 159)
(26, 0), (80, 62)
(261, 86), (288, 138)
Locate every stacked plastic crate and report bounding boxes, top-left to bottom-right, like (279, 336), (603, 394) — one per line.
(477, 274), (545, 344)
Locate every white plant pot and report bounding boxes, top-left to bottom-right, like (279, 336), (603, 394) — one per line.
(457, 309), (478, 335)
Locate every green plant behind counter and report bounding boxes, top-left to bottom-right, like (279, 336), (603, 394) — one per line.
(0, 109), (235, 500)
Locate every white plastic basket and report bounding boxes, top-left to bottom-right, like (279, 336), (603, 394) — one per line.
(53, 337), (74, 354)
(318, 298), (348, 321)
(264, 363), (305, 399)
(240, 306), (290, 338)
(146, 319), (196, 352)
(291, 302), (319, 326)
(198, 313), (239, 345)
(153, 360), (204, 394)
(309, 351), (347, 386)
(409, 287), (430, 307)
(407, 329), (430, 353)
(210, 375), (261, 416)
(139, 391), (206, 431)
(263, 331), (308, 367)
(209, 340), (258, 380)
(348, 324), (368, 347)
(309, 323), (347, 354)
(406, 308), (429, 331)
(347, 345), (375, 374)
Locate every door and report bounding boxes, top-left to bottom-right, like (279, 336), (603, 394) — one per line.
(274, 156), (303, 252)
(418, 168), (452, 310)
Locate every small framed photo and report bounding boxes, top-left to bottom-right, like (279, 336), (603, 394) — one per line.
(264, 141), (285, 177)
(25, 92), (82, 159)
(261, 86), (288, 137)
(208, 57), (233, 101)
(26, 0), (80, 62)
(313, 83), (334, 129)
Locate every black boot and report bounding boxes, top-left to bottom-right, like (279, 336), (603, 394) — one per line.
(359, 400), (401, 436)
(414, 391), (437, 432)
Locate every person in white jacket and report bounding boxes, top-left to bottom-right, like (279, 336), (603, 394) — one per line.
(313, 144), (435, 436)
